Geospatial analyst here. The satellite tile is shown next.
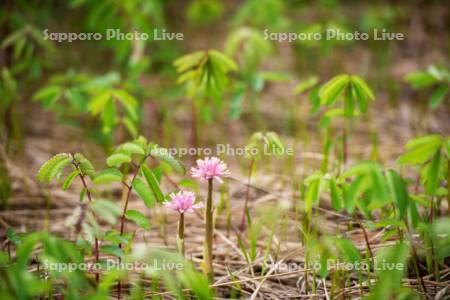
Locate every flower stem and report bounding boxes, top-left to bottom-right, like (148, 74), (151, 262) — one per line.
(178, 213), (185, 257)
(204, 178), (214, 281)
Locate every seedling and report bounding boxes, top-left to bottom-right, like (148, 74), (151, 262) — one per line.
(405, 65), (449, 110)
(174, 50), (237, 149)
(317, 74), (375, 166)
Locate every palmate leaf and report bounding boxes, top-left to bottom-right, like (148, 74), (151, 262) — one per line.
(350, 75), (375, 101)
(319, 74), (350, 106)
(174, 51), (206, 73)
(397, 135), (442, 165)
(208, 50), (238, 72)
(113, 89), (139, 121)
(125, 210), (151, 230)
(37, 153), (72, 183)
(265, 131), (285, 154)
(88, 90), (111, 115)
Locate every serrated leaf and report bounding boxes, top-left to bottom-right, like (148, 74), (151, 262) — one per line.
(141, 165), (164, 203)
(93, 168), (123, 185)
(132, 178), (155, 208)
(62, 169), (79, 190)
(125, 210), (151, 230)
(106, 153), (131, 167)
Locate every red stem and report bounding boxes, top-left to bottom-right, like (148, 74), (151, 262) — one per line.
(73, 161), (100, 283)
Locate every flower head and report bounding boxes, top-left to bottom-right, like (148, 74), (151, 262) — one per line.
(164, 191), (202, 214)
(190, 157), (230, 183)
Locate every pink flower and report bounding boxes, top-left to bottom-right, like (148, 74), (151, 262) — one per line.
(191, 157), (230, 183)
(164, 191), (202, 214)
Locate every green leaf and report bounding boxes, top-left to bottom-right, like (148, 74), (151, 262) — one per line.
(305, 175), (321, 213)
(37, 153), (72, 183)
(88, 91), (111, 115)
(426, 150), (441, 195)
(386, 170), (408, 220)
(174, 51), (206, 73)
(336, 238), (360, 263)
(100, 244), (123, 257)
(141, 165), (164, 202)
(74, 153), (96, 179)
(350, 75), (375, 101)
(122, 142), (146, 155)
(106, 153), (131, 167)
(398, 135), (442, 165)
(93, 168), (123, 185)
(319, 74), (350, 106)
(114, 89), (138, 121)
(329, 178), (342, 211)
(62, 169), (79, 190)
(132, 178), (155, 208)
(33, 85), (62, 106)
(208, 50), (238, 71)
(343, 176), (365, 213)
(90, 200), (121, 225)
(293, 76), (319, 95)
(404, 134), (442, 150)
(150, 147), (185, 174)
(429, 85), (448, 109)
(404, 71), (438, 89)
(125, 210), (151, 230)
